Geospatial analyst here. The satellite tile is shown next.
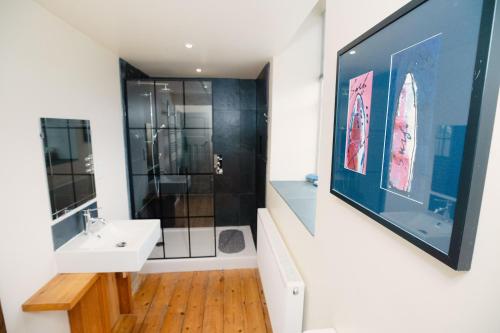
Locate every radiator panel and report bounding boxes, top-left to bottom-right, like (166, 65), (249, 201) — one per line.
(257, 208), (305, 333)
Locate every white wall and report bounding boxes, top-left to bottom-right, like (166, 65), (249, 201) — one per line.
(268, 8), (323, 181)
(267, 0), (500, 332)
(0, 0), (128, 332)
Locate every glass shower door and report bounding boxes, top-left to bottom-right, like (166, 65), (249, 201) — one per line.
(126, 79), (215, 259)
(126, 80), (163, 257)
(184, 81), (215, 257)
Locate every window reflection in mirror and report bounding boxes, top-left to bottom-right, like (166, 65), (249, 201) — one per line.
(41, 118), (96, 219)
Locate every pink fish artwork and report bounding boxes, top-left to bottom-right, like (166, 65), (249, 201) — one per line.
(344, 71), (373, 175)
(388, 72), (418, 192)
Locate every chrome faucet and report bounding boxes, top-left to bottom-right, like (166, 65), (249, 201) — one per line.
(82, 208), (106, 235)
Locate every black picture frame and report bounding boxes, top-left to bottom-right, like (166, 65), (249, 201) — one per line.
(330, 0), (499, 271)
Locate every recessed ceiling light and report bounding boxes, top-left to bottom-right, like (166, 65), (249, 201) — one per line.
(349, 50), (356, 55)
(185, 43), (193, 49)
(196, 68), (202, 73)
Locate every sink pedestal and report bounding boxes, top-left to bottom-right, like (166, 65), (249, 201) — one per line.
(23, 272), (136, 333)
(22, 219), (159, 332)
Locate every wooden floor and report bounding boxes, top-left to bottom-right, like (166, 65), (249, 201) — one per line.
(132, 269), (272, 333)
(0, 300), (6, 333)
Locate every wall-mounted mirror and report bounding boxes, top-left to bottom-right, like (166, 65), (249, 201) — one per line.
(41, 118), (96, 219)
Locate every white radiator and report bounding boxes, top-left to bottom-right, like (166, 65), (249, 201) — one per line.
(257, 208), (305, 333)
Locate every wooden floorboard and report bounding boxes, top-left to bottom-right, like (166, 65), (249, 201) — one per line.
(240, 269), (267, 333)
(134, 269), (271, 333)
(254, 270), (273, 333)
(160, 272), (194, 333)
(0, 300), (5, 333)
(202, 271), (224, 333)
(139, 273), (180, 333)
(132, 274), (162, 333)
(223, 270), (247, 333)
(112, 314), (138, 333)
(181, 271), (209, 333)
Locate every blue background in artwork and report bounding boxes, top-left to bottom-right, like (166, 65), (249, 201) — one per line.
(331, 0), (484, 254)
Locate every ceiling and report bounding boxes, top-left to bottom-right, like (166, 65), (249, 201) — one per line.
(34, 0), (318, 79)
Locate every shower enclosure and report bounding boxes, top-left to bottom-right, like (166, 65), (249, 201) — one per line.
(126, 80), (216, 258)
(122, 61), (269, 261)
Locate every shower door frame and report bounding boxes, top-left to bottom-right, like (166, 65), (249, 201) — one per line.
(124, 78), (217, 260)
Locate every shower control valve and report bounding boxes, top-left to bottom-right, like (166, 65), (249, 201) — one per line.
(214, 154), (223, 175)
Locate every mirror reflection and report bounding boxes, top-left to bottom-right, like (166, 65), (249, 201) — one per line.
(41, 118), (96, 219)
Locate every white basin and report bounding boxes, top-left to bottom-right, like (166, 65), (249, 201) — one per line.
(55, 219), (161, 273)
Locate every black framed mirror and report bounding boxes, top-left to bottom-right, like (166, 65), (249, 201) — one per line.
(41, 118), (96, 219)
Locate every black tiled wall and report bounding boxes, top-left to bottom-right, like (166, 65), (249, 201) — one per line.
(256, 65), (269, 213)
(213, 79), (257, 235)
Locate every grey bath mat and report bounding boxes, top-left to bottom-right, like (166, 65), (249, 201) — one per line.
(219, 229), (245, 254)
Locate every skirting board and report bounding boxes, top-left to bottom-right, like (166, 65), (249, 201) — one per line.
(141, 255), (257, 273)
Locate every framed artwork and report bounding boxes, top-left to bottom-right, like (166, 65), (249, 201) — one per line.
(330, 0), (499, 270)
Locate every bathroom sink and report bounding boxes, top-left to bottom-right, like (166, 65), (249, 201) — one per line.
(55, 219), (161, 273)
